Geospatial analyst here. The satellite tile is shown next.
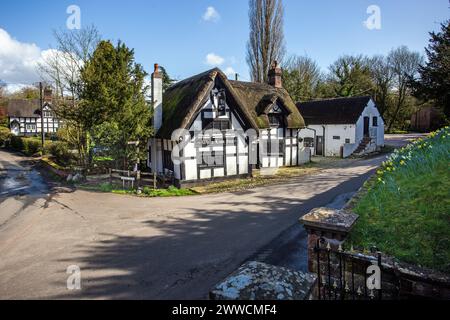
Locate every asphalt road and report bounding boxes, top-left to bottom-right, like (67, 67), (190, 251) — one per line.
(0, 134), (423, 299)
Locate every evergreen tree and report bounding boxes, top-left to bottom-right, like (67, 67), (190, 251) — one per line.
(412, 20), (450, 119)
(80, 40), (153, 169)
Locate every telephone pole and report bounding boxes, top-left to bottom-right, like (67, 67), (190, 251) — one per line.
(39, 82), (45, 148)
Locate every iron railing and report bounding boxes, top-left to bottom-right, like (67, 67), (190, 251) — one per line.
(314, 237), (383, 300)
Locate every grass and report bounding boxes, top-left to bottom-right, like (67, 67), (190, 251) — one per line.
(83, 183), (197, 198)
(41, 156), (68, 171)
(348, 127), (450, 273)
(191, 163), (319, 194)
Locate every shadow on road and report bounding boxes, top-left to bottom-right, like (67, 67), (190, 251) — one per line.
(51, 167), (377, 300)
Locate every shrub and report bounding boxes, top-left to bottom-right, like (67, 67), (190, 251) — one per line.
(0, 127), (11, 147)
(47, 141), (73, 166)
(22, 138), (41, 156)
(10, 135), (24, 152)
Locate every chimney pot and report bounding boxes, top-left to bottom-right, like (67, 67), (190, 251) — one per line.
(268, 61), (283, 88)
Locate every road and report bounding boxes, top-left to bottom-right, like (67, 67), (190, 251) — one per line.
(0, 134), (423, 299)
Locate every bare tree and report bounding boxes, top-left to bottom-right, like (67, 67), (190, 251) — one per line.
(368, 55), (394, 117)
(246, 0), (286, 83)
(282, 55), (322, 101)
(386, 46), (423, 131)
(37, 25), (100, 104)
(328, 55), (374, 97)
(37, 25), (101, 167)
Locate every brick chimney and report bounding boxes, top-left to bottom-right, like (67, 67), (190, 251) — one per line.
(268, 61), (282, 88)
(151, 63), (163, 132)
(43, 87), (52, 103)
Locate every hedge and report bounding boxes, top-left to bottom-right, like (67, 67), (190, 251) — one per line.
(9, 136), (42, 156)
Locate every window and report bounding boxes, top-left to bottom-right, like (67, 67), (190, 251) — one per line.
(198, 150), (224, 168)
(333, 136), (340, 140)
(373, 117), (378, 127)
(43, 111), (52, 118)
(25, 123), (36, 131)
(163, 150), (174, 171)
(260, 139), (285, 156)
(203, 119), (231, 131)
(345, 139), (351, 144)
(304, 137), (314, 148)
(268, 114), (283, 127)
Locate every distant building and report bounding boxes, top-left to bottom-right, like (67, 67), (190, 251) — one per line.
(411, 107), (444, 132)
(297, 96), (385, 158)
(5, 88), (61, 136)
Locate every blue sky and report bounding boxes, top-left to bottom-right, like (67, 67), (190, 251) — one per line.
(0, 0), (448, 85)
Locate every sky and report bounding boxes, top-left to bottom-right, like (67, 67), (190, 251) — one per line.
(0, 0), (448, 87)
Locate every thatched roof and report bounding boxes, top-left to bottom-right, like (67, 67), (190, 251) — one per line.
(157, 68), (305, 138)
(297, 96), (372, 125)
(5, 99), (41, 118)
(229, 80), (305, 129)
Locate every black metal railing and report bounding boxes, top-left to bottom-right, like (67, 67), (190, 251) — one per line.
(314, 237), (383, 300)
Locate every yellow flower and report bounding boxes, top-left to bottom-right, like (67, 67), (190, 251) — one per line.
(400, 160), (406, 166)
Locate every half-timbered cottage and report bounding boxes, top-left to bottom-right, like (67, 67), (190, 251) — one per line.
(148, 63), (310, 187)
(297, 96), (385, 158)
(6, 98), (61, 136)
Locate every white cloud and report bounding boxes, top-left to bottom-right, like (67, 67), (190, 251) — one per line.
(202, 6), (220, 22)
(0, 28), (46, 84)
(205, 53), (225, 66)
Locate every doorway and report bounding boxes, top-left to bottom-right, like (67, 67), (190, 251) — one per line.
(364, 117), (370, 137)
(316, 136), (324, 156)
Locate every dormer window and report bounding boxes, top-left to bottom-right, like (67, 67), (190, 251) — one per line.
(268, 103), (285, 128)
(210, 87), (227, 117)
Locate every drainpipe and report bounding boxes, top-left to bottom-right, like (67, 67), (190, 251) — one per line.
(322, 125), (326, 157)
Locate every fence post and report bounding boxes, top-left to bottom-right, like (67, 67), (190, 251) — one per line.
(300, 208), (359, 274)
(136, 170), (141, 190)
(109, 168), (112, 185)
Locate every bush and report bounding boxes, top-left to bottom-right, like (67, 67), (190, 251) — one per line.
(22, 138), (41, 156)
(9, 136), (42, 156)
(0, 127), (11, 147)
(47, 141), (74, 166)
(10, 135), (24, 151)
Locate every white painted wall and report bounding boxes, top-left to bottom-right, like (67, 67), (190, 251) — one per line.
(259, 128), (310, 168)
(298, 99), (385, 158)
(356, 99), (385, 148)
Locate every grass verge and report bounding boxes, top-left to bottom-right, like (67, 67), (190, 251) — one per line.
(191, 163), (319, 194)
(348, 127), (450, 273)
(79, 183), (197, 198)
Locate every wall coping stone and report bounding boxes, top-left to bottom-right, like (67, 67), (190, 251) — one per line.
(210, 261), (317, 300)
(300, 207), (359, 235)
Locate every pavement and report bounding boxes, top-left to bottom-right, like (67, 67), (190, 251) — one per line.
(0, 134), (424, 300)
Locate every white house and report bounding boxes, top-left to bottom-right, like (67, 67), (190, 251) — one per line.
(147, 63), (311, 188)
(6, 97), (61, 136)
(297, 96), (385, 158)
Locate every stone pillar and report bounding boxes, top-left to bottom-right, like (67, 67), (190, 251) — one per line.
(299, 207), (359, 273)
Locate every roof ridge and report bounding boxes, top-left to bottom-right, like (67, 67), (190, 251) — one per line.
(166, 68), (220, 91)
(298, 95), (371, 105)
